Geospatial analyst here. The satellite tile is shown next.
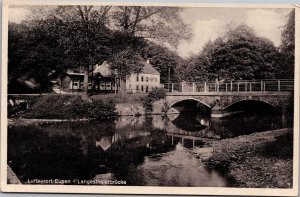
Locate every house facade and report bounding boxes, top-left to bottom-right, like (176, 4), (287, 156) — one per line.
(125, 60), (160, 93)
(92, 62), (120, 93)
(59, 60), (160, 93)
(60, 71), (92, 92)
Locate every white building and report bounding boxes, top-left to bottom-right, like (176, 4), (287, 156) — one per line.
(63, 60), (161, 93)
(125, 60), (161, 93)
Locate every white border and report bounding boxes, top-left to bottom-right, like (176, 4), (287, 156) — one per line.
(1, 0), (299, 196)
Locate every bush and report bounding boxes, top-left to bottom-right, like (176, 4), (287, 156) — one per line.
(71, 99), (116, 118)
(91, 92), (147, 104)
(142, 88), (166, 113)
(143, 97), (155, 112)
(21, 95), (117, 119)
(148, 87), (166, 100)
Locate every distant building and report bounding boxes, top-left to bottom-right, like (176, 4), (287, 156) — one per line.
(125, 60), (160, 93)
(92, 61), (119, 93)
(59, 60), (160, 93)
(60, 70), (92, 92)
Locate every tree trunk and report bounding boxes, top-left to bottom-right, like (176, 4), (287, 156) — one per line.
(81, 68), (92, 102)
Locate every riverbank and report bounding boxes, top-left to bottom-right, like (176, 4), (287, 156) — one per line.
(193, 128), (293, 188)
(8, 92), (166, 118)
(8, 118), (96, 127)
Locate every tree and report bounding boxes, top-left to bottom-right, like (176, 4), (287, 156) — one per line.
(278, 10), (295, 79)
(111, 6), (191, 47)
(108, 6), (191, 86)
(38, 6), (113, 101)
(140, 41), (184, 83)
(108, 48), (145, 79)
(9, 5), (191, 95)
(185, 25), (280, 81)
(8, 22), (65, 93)
(182, 40), (216, 82)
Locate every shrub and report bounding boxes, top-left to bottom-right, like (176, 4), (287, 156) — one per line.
(143, 88), (166, 113)
(143, 97), (155, 113)
(72, 99), (117, 118)
(148, 87), (166, 100)
(22, 95), (117, 119)
(91, 92), (147, 104)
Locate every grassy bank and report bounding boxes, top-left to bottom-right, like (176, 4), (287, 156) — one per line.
(8, 91), (158, 119)
(9, 95), (117, 119)
(196, 128), (293, 188)
(91, 92), (147, 104)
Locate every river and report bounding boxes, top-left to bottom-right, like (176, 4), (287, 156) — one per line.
(8, 111), (284, 186)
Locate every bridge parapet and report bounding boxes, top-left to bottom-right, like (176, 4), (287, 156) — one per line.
(164, 79), (294, 93)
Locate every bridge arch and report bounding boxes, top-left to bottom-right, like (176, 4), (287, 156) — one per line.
(223, 99), (279, 112)
(169, 98), (211, 109)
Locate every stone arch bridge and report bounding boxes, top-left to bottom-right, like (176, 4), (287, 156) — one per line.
(165, 92), (293, 118)
(163, 79), (294, 118)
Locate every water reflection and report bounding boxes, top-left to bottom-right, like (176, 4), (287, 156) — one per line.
(166, 112), (283, 139)
(137, 143), (227, 187)
(8, 112), (283, 187)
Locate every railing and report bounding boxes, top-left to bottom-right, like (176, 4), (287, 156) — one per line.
(164, 79), (294, 93)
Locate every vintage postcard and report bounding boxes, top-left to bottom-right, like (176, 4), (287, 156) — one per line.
(1, 0), (299, 196)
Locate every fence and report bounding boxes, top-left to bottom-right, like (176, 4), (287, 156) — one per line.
(164, 79), (294, 93)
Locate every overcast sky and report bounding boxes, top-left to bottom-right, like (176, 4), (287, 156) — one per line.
(9, 6), (293, 58)
(178, 7), (292, 57)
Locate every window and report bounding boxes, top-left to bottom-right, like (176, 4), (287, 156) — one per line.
(141, 76), (144, 81)
(146, 77), (148, 82)
(136, 75), (139, 81)
(141, 85), (144, 91)
(136, 85), (139, 91)
(129, 84), (132, 90)
(72, 82), (79, 89)
(100, 82), (105, 90)
(146, 86), (148, 93)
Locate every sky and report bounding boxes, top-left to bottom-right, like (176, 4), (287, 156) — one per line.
(9, 6), (293, 58)
(177, 7), (292, 57)
(9, 6), (31, 24)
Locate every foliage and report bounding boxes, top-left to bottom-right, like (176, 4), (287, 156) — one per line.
(140, 41), (184, 83)
(142, 87), (166, 113)
(278, 10), (295, 79)
(148, 87), (166, 100)
(179, 40), (215, 82)
(183, 25), (280, 81)
(48, 6), (113, 100)
(8, 6), (189, 94)
(107, 48), (145, 79)
(8, 6), (113, 95)
(91, 92), (147, 103)
(111, 6), (191, 47)
(8, 22), (63, 93)
(71, 99), (116, 118)
(142, 96), (155, 113)
(21, 95), (117, 119)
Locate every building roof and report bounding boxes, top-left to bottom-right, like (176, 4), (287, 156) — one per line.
(141, 60), (160, 75)
(93, 61), (112, 77)
(66, 70), (85, 76)
(93, 60), (159, 77)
